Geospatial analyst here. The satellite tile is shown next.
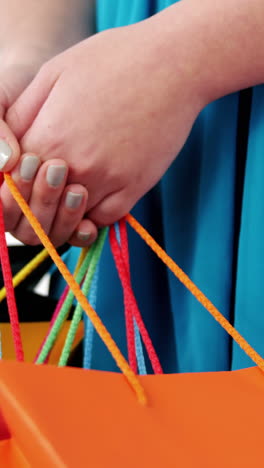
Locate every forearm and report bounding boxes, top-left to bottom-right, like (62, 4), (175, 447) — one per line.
(0, 0), (96, 58)
(150, 0), (264, 106)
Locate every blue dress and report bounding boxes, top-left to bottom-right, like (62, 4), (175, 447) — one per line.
(53, 0), (264, 373)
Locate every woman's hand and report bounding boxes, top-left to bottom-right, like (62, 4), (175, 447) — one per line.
(5, 0), (264, 232)
(2, 156), (98, 247)
(7, 15), (203, 226)
(0, 47), (97, 246)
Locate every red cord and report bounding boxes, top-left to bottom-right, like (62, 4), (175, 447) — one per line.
(119, 220), (163, 373)
(118, 220), (137, 368)
(110, 222), (163, 374)
(0, 173), (23, 361)
(110, 225), (137, 373)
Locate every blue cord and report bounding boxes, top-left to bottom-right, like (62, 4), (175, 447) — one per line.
(134, 319), (147, 375)
(83, 265), (99, 369)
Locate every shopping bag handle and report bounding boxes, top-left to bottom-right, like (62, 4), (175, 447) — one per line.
(126, 213), (264, 373)
(3, 173), (147, 405)
(3, 172), (264, 405)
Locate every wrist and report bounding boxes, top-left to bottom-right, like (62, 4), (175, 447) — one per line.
(0, 44), (57, 83)
(151, 0), (264, 107)
(145, 2), (209, 114)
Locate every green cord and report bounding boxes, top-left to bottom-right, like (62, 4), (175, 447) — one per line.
(58, 228), (108, 366)
(36, 246), (96, 364)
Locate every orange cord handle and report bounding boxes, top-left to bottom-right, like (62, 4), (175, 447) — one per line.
(126, 214), (264, 372)
(4, 173), (147, 405)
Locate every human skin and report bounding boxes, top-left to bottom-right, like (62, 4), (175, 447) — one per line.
(3, 0), (264, 241)
(0, 0), (97, 245)
(0, 0), (95, 168)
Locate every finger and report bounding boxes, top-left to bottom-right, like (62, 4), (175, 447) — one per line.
(69, 218), (98, 247)
(0, 62), (40, 171)
(6, 62), (60, 141)
(88, 190), (132, 227)
(11, 159), (68, 245)
(1, 153), (40, 231)
(0, 81), (9, 118)
(0, 119), (21, 172)
(49, 184), (88, 247)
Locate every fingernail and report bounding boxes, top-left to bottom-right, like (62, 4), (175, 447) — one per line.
(0, 139), (12, 170)
(65, 192), (83, 209)
(77, 231), (91, 242)
(20, 155), (40, 181)
(46, 165), (66, 187)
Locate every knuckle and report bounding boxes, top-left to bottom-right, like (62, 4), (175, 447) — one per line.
(0, 84), (9, 112)
(6, 105), (20, 128)
(6, 221), (17, 232)
(24, 232), (41, 246)
(4, 216), (16, 232)
(37, 61), (52, 79)
(23, 124), (63, 158)
(41, 196), (59, 209)
(11, 231), (40, 246)
(27, 238), (40, 246)
(20, 130), (37, 154)
(90, 204), (125, 227)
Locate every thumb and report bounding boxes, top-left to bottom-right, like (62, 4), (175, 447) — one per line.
(0, 61), (51, 171)
(0, 97), (20, 172)
(0, 70), (24, 172)
(0, 120), (20, 172)
(6, 63), (59, 141)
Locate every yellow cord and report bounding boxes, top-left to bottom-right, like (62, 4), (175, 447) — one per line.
(0, 248), (49, 303)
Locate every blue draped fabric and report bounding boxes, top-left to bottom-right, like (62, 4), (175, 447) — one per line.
(52, 0), (264, 373)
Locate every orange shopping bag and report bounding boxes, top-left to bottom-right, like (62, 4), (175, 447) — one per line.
(0, 174), (264, 467)
(1, 361), (264, 467)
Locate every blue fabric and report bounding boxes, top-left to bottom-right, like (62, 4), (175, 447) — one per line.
(52, 0), (264, 373)
(232, 86), (264, 369)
